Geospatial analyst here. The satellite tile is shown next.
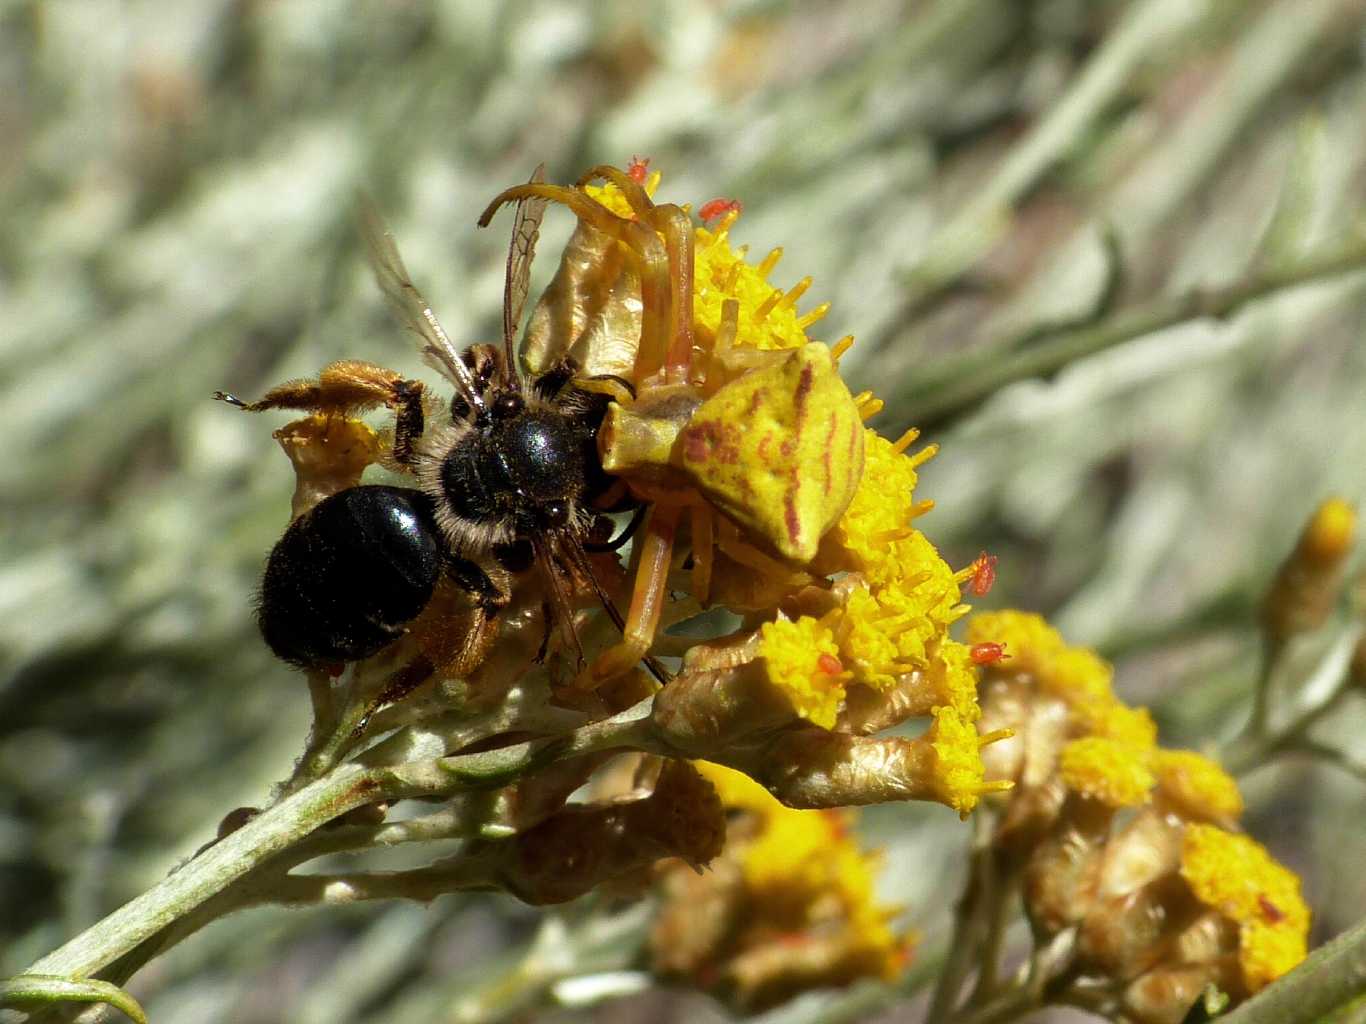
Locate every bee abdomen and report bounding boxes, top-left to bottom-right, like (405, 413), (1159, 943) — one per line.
(258, 485), (442, 668)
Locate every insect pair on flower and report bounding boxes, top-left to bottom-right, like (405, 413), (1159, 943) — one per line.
(219, 164), (866, 691)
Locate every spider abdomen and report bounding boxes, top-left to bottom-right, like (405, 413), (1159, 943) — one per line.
(258, 485), (442, 668)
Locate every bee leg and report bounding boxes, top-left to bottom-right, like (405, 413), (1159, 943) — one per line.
(444, 555), (510, 617)
(577, 504), (680, 687)
(531, 357), (580, 401)
(423, 556), (510, 678)
(387, 377), (425, 466)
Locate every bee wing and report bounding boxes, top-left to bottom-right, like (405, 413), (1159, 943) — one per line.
(502, 164), (549, 379)
(358, 197), (482, 403)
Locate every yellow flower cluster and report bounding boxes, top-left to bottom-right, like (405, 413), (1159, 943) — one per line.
(1057, 735), (1155, 808)
(971, 609), (1306, 994)
(589, 170), (1000, 815)
(1181, 824), (1311, 992)
(697, 763), (907, 979)
(758, 617), (849, 729)
(756, 439), (992, 810)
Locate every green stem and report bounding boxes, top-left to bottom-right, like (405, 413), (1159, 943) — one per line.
(1213, 912), (1366, 1024)
(901, 234), (1366, 424)
(14, 698), (655, 989)
(925, 812), (995, 1024)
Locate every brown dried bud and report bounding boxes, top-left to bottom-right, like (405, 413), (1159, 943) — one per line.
(1262, 497), (1356, 645)
(483, 758), (724, 905)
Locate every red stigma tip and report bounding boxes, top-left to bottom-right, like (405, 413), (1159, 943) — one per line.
(817, 653), (844, 675)
(698, 197), (742, 223)
(626, 156), (650, 183)
(970, 642), (1008, 666)
(969, 552), (998, 596)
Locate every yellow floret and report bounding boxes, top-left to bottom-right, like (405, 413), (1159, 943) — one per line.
(827, 430), (932, 571)
(759, 616), (849, 729)
(1058, 736), (1155, 808)
(1180, 824), (1311, 992)
(1074, 698), (1158, 751)
(699, 763), (906, 977)
(926, 639), (982, 722)
(1038, 647), (1115, 705)
(833, 586), (909, 690)
(694, 223), (818, 352)
(1241, 922), (1310, 995)
(964, 611), (1065, 678)
(927, 705), (990, 818)
(1153, 749), (1244, 823)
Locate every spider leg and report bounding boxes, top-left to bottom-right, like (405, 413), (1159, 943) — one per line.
(690, 504), (715, 606)
(480, 182), (671, 392)
(643, 205), (696, 383)
(576, 165), (655, 215)
(577, 503), (681, 687)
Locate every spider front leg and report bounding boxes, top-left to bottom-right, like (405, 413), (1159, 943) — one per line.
(480, 182), (672, 387)
(577, 503), (681, 687)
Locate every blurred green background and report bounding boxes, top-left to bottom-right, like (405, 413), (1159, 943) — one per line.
(4, 1), (1366, 1021)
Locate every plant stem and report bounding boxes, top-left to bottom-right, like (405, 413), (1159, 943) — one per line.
(925, 812), (995, 1024)
(900, 234), (1366, 425)
(1213, 911), (1366, 1024)
(14, 698), (655, 991)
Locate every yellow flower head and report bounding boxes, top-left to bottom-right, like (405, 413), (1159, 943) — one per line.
(1038, 647), (1114, 705)
(1073, 698), (1158, 751)
(1058, 736), (1155, 808)
(1153, 749), (1244, 823)
(827, 430), (939, 578)
(927, 639), (982, 722)
(1180, 824), (1310, 991)
(695, 762), (907, 979)
(965, 611), (1065, 679)
(928, 705), (1008, 818)
(759, 616), (850, 729)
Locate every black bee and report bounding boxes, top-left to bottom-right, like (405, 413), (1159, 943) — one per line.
(222, 169), (640, 675)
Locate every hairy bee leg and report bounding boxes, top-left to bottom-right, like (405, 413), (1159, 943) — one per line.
(353, 656), (436, 737)
(479, 182), (671, 390)
(388, 378), (425, 466)
(531, 356), (580, 401)
(412, 557), (510, 679)
(216, 360), (426, 466)
(444, 555), (510, 617)
(579, 504), (681, 687)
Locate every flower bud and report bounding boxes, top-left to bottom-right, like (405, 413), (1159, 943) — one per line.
(1263, 497), (1356, 645)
